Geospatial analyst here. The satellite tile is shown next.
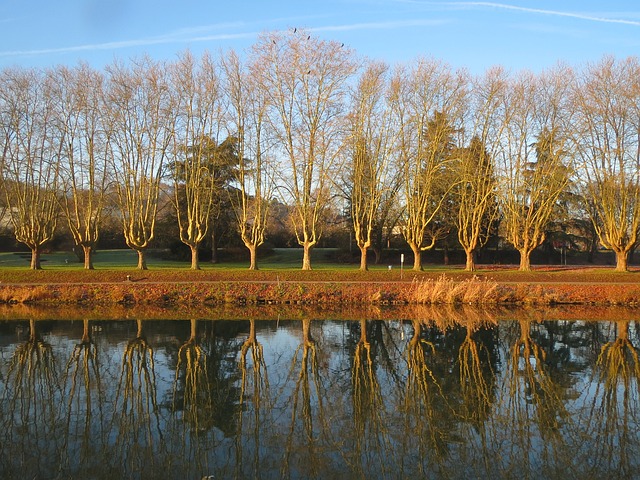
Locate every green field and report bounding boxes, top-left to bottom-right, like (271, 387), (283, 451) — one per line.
(0, 247), (637, 286)
(0, 248), (421, 271)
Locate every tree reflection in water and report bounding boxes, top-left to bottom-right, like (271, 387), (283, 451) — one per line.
(1, 319), (61, 477)
(3, 315), (640, 478)
(61, 318), (106, 474)
(111, 318), (165, 476)
(457, 309), (497, 426)
(173, 318), (211, 432)
(349, 318), (391, 478)
(500, 317), (570, 476)
(280, 318), (328, 479)
(583, 319), (640, 477)
(236, 318), (270, 477)
(400, 315), (454, 477)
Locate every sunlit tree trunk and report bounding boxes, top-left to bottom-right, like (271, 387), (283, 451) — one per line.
(136, 249), (147, 270)
(30, 246), (42, 270)
(615, 250), (629, 272)
(302, 243), (313, 271)
(409, 243), (423, 271)
(82, 245), (94, 270)
(465, 250), (476, 272)
(518, 248), (531, 271)
(245, 244), (256, 271)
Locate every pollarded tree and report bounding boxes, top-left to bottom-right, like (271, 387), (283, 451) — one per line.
(454, 67), (508, 271)
(346, 61), (399, 270)
(498, 67), (573, 271)
(391, 59), (469, 271)
(52, 64), (110, 270)
(0, 67), (61, 269)
(252, 30), (358, 270)
(454, 136), (498, 271)
(222, 49), (274, 270)
(105, 57), (175, 270)
(168, 51), (223, 270)
(571, 56), (640, 272)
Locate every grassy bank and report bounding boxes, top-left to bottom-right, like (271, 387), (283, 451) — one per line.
(0, 249), (639, 307)
(0, 271), (638, 307)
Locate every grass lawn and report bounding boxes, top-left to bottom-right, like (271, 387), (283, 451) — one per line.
(0, 248), (355, 270)
(0, 247), (637, 284)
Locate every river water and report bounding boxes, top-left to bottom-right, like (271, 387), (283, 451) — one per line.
(0, 306), (638, 479)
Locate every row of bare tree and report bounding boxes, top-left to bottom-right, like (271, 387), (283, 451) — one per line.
(0, 29), (638, 271)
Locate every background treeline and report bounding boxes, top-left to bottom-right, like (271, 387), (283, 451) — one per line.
(0, 29), (638, 272)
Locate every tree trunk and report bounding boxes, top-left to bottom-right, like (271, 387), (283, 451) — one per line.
(210, 228), (219, 264)
(302, 243), (313, 270)
(465, 249), (476, 272)
(443, 245), (449, 266)
(190, 244), (200, 270)
(137, 249), (147, 270)
(410, 244), (422, 271)
(30, 246), (41, 270)
(372, 246), (381, 265)
(615, 250), (629, 272)
(518, 248), (531, 271)
(359, 245), (368, 271)
(82, 245), (94, 270)
(248, 244), (258, 270)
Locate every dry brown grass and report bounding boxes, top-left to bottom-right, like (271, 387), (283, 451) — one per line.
(410, 275), (499, 304)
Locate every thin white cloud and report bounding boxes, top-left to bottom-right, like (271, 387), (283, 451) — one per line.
(0, 31), (257, 59)
(406, 1), (640, 27)
(0, 16), (448, 59)
(310, 18), (448, 32)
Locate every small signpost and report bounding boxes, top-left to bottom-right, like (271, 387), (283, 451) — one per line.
(400, 253), (404, 279)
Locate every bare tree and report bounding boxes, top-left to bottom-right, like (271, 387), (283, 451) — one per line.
(52, 64), (110, 269)
(223, 49), (274, 270)
(571, 56), (640, 272)
(252, 30), (357, 270)
(105, 57), (174, 270)
(391, 59), (468, 270)
(345, 61), (399, 270)
(168, 51), (223, 270)
(454, 67), (507, 271)
(0, 67), (61, 269)
(497, 67), (573, 271)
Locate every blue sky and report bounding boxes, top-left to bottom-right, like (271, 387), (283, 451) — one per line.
(0, 1), (638, 74)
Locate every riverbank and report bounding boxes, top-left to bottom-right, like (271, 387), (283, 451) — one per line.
(0, 266), (638, 307)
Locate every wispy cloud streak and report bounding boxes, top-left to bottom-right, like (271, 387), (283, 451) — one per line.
(0, 17), (447, 59)
(311, 18), (447, 32)
(0, 31), (257, 58)
(413, 1), (640, 27)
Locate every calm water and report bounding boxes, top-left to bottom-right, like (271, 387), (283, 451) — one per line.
(0, 309), (639, 479)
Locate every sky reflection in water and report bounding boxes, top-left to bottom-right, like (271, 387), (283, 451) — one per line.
(0, 312), (638, 479)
